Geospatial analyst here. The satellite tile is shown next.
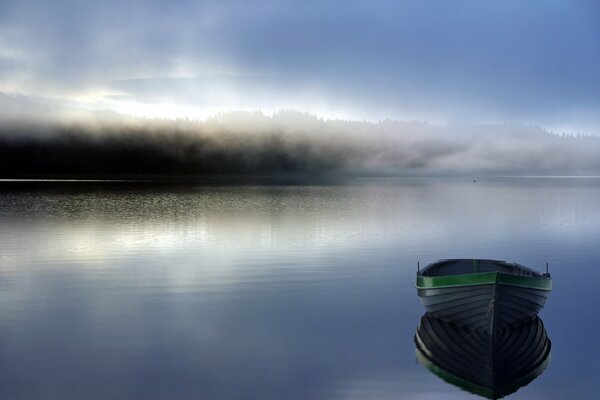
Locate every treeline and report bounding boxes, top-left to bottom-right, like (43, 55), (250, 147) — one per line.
(1, 112), (600, 179)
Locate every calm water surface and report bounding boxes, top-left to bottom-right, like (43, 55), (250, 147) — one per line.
(1, 178), (599, 399)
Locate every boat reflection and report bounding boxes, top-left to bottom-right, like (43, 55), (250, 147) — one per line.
(415, 313), (551, 399)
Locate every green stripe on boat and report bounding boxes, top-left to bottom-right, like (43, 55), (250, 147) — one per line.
(416, 271), (552, 290)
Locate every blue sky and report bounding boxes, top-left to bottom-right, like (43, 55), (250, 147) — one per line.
(0, 0), (599, 134)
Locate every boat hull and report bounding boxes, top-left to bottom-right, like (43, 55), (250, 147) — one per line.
(416, 272), (551, 332)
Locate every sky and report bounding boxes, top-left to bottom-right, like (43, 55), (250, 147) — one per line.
(0, 0), (599, 134)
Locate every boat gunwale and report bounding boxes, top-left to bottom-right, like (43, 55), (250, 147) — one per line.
(416, 271), (552, 291)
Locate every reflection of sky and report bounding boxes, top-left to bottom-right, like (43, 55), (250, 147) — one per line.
(0, 1), (599, 133)
(3, 180), (600, 271)
(0, 179), (599, 398)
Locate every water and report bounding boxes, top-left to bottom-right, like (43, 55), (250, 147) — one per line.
(0, 178), (598, 399)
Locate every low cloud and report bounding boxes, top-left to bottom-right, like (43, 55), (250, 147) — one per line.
(1, 106), (600, 179)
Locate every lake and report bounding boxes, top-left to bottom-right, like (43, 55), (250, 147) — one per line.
(0, 178), (598, 399)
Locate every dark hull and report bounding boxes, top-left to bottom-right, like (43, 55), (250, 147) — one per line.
(418, 282), (550, 332)
(415, 313), (551, 399)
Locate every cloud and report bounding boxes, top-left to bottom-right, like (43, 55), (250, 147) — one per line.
(0, 1), (599, 132)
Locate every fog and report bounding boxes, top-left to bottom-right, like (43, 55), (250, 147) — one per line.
(1, 109), (600, 179)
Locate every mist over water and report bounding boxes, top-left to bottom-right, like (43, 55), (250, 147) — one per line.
(2, 110), (600, 178)
(2, 2), (599, 399)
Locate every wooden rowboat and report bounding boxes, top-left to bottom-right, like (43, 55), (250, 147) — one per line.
(416, 259), (551, 332)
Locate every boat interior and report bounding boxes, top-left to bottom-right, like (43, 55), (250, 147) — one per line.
(420, 259), (548, 278)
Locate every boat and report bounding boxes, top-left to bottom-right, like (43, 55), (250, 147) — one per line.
(416, 259), (551, 332)
(415, 312), (551, 399)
